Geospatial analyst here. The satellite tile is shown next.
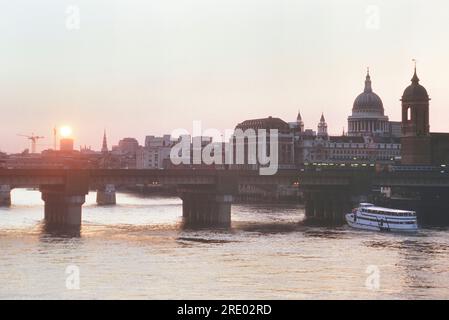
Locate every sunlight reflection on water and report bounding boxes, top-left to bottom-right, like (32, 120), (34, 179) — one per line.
(1, 189), (449, 299)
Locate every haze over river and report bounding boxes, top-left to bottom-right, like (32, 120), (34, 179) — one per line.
(1, 189), (449, 299)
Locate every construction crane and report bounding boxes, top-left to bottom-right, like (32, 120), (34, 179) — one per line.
(17, 133), (45, 154)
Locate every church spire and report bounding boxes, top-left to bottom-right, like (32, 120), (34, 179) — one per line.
(411, 59), (420, 83)
(297, 109), (302, 121)
(101, 129), (108, 153)
(296, 108), (304, 132)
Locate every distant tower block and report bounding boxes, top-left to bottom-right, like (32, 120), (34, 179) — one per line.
(101, 129), (108, 153)
(60, 138), (74, 151)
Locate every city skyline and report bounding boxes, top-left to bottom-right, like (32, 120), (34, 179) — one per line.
(2, 0), (449, 152)
(2, 1), (449, 303)
(0, 66), (437, 154)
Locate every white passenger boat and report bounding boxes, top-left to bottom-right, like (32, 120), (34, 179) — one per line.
(345, 203), (418, 232)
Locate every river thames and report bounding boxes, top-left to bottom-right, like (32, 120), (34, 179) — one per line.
(1, 189), (449, 299)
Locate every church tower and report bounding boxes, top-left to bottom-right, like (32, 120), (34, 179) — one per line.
(317, 113), (328, 137)
(401, 65), (431, 164)
(101, 129), (109, 153)
(401, 66), (430, 137)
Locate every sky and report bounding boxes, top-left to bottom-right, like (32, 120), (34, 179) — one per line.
(1, 0), (449, 153)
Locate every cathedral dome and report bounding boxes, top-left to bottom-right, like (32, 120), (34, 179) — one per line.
(352, 71), (384, 115)
(348, 69), (389, 137)
(402, 69), (429, 102)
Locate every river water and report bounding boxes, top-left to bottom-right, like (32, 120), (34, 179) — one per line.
(1, 189), (449, 299)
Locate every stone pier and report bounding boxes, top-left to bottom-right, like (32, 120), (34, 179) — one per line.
(96, 184), (116, 205)
(0, 185), (11, 206)
(179, 172), (237, 228)
(41, 192), (86, 227)
(181, 191), (233, 227)
(40, 171), (89, 228)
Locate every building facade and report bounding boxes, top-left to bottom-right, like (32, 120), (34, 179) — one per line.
(113, 138), (140, 155)
(295, 117), (400, 164)
(136, 135), (173, 169)
(232, 116), (295, 170)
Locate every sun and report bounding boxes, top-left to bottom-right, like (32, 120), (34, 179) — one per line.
(59, 126), (72, 138)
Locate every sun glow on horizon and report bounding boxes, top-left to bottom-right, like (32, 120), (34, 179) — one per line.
(59, 126), (72, 138)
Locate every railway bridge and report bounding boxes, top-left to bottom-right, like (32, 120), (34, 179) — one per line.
(300, 167), (449, 224)
(1, 167), (448, 228)
(0, 169), (297, 228)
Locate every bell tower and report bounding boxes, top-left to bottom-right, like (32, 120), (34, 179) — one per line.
(401, 64), (430, 137)
(400, 63), (431, 165)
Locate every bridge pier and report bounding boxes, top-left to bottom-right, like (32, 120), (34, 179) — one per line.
(0, 185), (11, 206)
(96, 184), (116, 205)
(40, 171), (89, 228)
(304, 192), (314, 219)
(41, 192), (86, 227)
(323, 196), (333, 221)
(303, 189), (352, 224)
(181, 191), (233, 227)
(314, 193), (325, 220)
(179, 172), (237, 228)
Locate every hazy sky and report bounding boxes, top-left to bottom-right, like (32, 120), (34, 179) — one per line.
(1, 0), (449, 152)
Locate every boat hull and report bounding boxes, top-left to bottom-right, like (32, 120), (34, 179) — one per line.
(345, 213), (418, 233)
